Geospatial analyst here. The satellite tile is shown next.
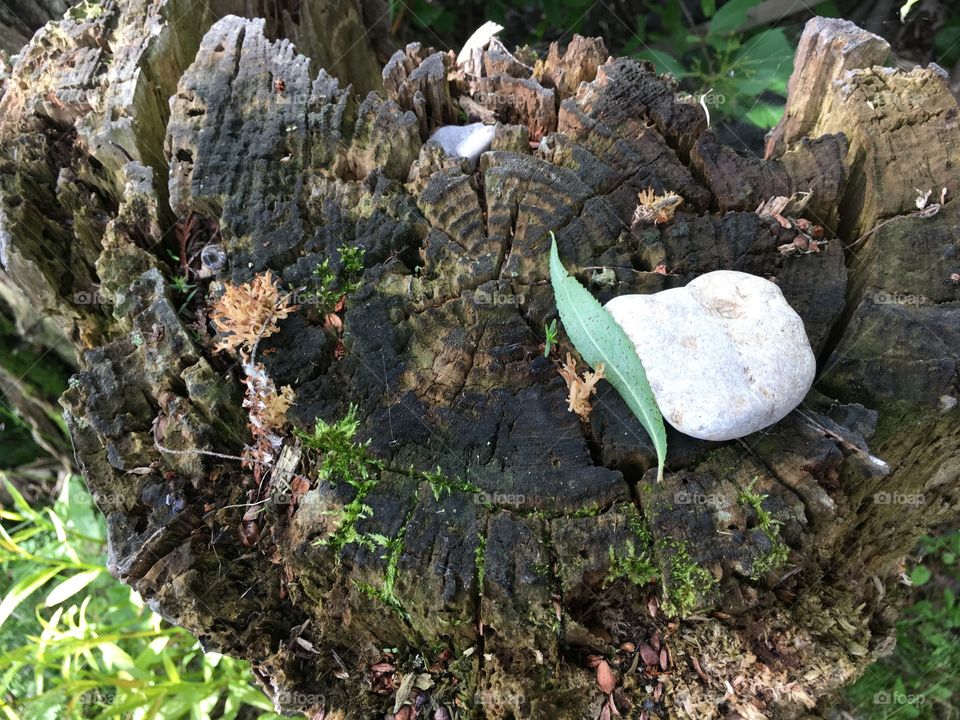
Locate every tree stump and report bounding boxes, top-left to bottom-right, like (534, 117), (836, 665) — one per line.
(1, 5), (958, 719)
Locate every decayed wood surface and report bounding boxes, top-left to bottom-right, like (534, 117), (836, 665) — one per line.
(0, 4), (958, 719)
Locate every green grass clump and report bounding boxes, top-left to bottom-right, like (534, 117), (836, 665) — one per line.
(0, 475), (282, 720)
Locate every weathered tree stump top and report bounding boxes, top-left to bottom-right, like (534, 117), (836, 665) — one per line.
(1, 5), (958, 719)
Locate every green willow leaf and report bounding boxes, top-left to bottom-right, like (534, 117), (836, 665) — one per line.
(43, 569), (101, 607)
(0, 565), (64, 631)
(549, 233), (667, 482)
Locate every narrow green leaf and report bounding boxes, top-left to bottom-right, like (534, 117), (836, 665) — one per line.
(1, 476), (38, 520)
(0, 565), (65, 631)
(44, 570), (101, 607)
(549, 234), (667, 481)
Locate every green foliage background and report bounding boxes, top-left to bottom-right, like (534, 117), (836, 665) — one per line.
(0, 477), (284, 720)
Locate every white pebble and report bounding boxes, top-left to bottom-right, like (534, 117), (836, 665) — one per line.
(429, 123), (495, 168)
(605, 271), (816, 441)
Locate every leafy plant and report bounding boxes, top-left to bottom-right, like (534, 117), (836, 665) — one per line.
(0, 475), (283, 720)
(296, 405), (387, 554)
(548, 233), (667, 481)
(845, 530), (960, 718)
(305, 246), (365, 316)
(626, 0), (796, 128)
(605, 542), (658, 588)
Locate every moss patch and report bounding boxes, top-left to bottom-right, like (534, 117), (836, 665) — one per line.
(658, 538), (716, 616)
(738, 477), (790, 580)
(605, 504), (658, 588)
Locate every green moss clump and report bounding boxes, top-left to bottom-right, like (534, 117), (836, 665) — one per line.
(604, 504), (658, 588)
(296, 404), (386, 554)
(737, 478), (790, 580)
(571, 503), (604, 518)
(658, 538), (716, 617)
(474, 534), (486, 591)
(749, 541), (790, 579)
(423, 467), (480, 501)
(356, 531), (407, 616)
(605, 541), (658, 587)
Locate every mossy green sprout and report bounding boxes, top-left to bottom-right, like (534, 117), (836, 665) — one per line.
(356, 532), (406, 616)
(737, 477), (790, 580)
(543, 319), (558, 357)
(474, 535), (486, 591)
(605, 504), (658, 588)
(168, 273), (198, 316)
(305, 244), (366, 314)
(606, 542), (658, 587)
(296, 404), (386, 554)
(424, 467), (481, 501)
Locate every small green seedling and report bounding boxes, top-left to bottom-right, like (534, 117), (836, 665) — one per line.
(543, 319), (558, 357)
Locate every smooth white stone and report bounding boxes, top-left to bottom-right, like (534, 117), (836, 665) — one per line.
(429, 123), (495, 168)
(604, 271), (816, 441)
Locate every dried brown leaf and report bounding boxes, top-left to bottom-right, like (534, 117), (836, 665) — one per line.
(557, 353), (605, 420)
(596, 660), (616, 694)
(632, 188), (683, 227)
(639, 644), (658, 667)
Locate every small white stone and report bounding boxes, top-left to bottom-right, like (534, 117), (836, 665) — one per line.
(429, 123), (495, 168)
(604, 271), (816, 441)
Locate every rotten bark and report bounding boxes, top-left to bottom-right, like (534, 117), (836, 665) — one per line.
(0, 5), (958, 719)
